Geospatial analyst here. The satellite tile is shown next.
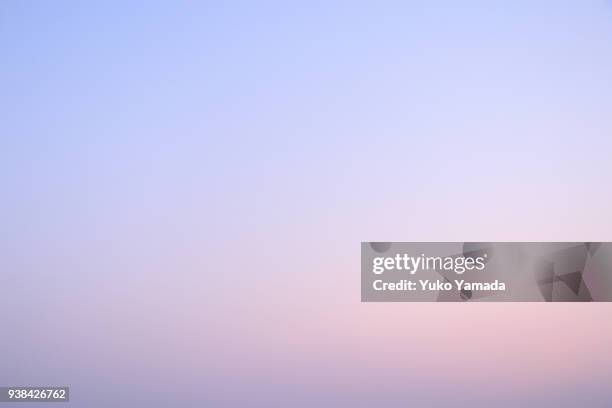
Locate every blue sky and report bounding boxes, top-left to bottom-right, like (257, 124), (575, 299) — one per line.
(2, 2), (612, 406)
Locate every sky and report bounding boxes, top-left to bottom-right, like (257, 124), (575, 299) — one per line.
(1, 1), (612, 407)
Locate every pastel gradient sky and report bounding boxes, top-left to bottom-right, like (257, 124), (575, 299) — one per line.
(2, 1), (612, 407)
